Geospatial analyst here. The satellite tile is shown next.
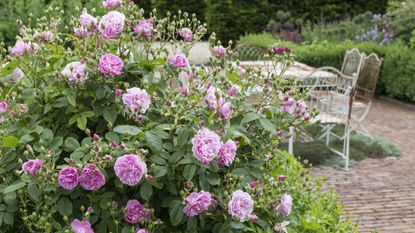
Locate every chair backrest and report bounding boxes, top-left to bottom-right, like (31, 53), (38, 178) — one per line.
(353, 53), (383, 105)
(341, 48), (365, 79)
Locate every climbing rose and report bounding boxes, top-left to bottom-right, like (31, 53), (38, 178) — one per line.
(276, 194), (292, 216)
(80, 10), (97, 28)
(203, 86), (218, 110)
(218, 98), (232, 119)
(191, 128), (222, 164)
(99, 11), (125, 39)
(183, 191), (212, 217)
(102, 0), (122, 9)
(168, 52), (189, 69)
(218, 140), (237, 167)
(124, 199), (151, 224)
(228, 190), (254, 222)
(114, 154), (147, 186)
(122, 88), (151, 114)
(22, 159), (44, 176)
(98, 53), (124, 78)
(134, 19), (152, 38)
(79, 164), (105, 191)
(74, 26), (90, 38)
(10, 41), (26, 56)
(61, 61), (88, 85)
(0, 101), (9, 113)
(58, 167), (79, 190)
(179, 27), (193, 42)
(135, 229), (148, 233)
(71, 219), (94, 233)
(212, 45), (226, 58)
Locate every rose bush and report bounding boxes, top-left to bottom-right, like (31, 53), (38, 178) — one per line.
(0, 2), (356, 233)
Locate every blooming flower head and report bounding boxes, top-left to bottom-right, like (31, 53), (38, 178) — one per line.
(114, 154), (147, 186)
(80, 9), (97, 28)
(24, 42), (39, 53)
(191, 128), (222, 164)
(274, 221), (290, 233)
(183, 191), (212, 217)
(227, 87), (237, 96)
(276, 194), (292, 216)
(74, 26), (90, 38)
(98, 53), (124, 78)
(122, 87), (151, 114)
(212, 45), (226, 58)
(203, 86), (218, 110)
(58, 167), (79, 190)
(179, 85), (190, 96)
(35, 31), (54, 43)
(124, 199), (151, 224)
(179, 27), (193, 42)
(10, 41), (26, 56)
(135, 229), (149, 233)
(99, 11), (125, 39)
(273, 47), (290, 55)
(61, 61), (88, 85)
(134, 19), (153, 39)
(278, 175), (286, 181)
(283, 97), (296, 114)
(297, 100), (307, 114)
(168, 52), (189, 69)
(22, 159), (44, 176)
(9, 68), (24, 83)
(0, 101), (9, 114)
(218, 140), (237, 167)
(79, 164), (105, 191)
(71, 219), (94, 233)
(228, 190), (254, 222)
(103, 0), (122, 9)
(218, 98), (232, 120)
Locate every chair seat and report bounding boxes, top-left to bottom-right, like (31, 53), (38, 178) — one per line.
(351, 100), (368, 109)
(312, 112), (347, 124)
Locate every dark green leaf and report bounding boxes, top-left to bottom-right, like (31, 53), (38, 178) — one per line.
(183, 164), (196, 180)
(67, 94), (76, 107)
(145, 132), (163, 152)
(169, 204), (184, 226)
(154, 166), (167, 178)
(176, 127), (190, 146)
(241, 112), (260, 125)
(103, 107), (117, 124)
(259, 117), (276, 134)
(140, 182), (153, 201)
(65, 137), (80, 151)
(57, 197), (73, 216)
(2, 136), (19, 148)
(3, 182), (26, 194)
(113, 125), (141, 136)
(205, 173), (221, 185)
(27, 183), (41, 202)
(77, 116), (87, 130)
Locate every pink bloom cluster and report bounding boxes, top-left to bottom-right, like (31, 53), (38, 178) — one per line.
(191, 128), (238, 166)
(98, 53), (124, 78)
(0, 101), (9, 114)
(10, 41), (39, 56)
(134, 19), (153, 39)
(122, 88), (151, 115)
(203, 86), (218, 110)
(114, 154), (147, 186)
(61, 61), (88, 85)
(58, 167), (79, 190)
(79, 164), (105, 191)
(218, 97), (232, 120)
(276, 194), (292, 216)
(183, 191), (212, 217)
(99, 11), (125, 39)
(103, 0), (122, 9)
(22, 159), (44, 176)
(168, 52), (189, 69)
(80, 10), (98, 29)
(273, 47), (291, 55)
(203, 86), (233, 120)
(71, 219), (94, 233)
(124, 199), (151, 224)
(282, 96), (310, 121)
(228, 190), (254, 222)
(179, 28), (193, 42)
(212, 45), (226, 58)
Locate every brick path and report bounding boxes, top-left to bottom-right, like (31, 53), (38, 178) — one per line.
(312, 97), (415, 232)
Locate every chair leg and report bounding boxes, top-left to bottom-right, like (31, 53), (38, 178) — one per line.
(344, 124), (350, 170)
(288, 126), (294, 154)
(325, 124), (335, 146)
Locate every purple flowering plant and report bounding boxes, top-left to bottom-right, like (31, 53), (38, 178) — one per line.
(0, 2), (346, 233)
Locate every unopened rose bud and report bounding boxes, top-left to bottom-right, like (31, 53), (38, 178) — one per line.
(104, 154), (113, 160)
(120, 144), (126, 150)
(94, 145), (100, 152)
(249, 214), (258, 221)
(145, 175), (153, 181)
(249, 180), (257, 188)
(92, 133), (101, 142)
(199, 120), (205, 127)
(111, 140), (118, 147)
(166, 100), (172, 107)
(115, 88), (123, 97)
(112, 201), (118, 209)
(136, 114), (144, 122)
(278, 175), (286, 181)
(186, 181), (193, 189)
(267, 155), (274, 160)
(87, 207), (94, 214)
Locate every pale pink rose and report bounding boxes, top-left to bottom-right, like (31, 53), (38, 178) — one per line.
(80, 10), (97, 28)
(179, 27), (193, 42)
(122, 87), (151, 114)
(203, 86), (218, 110)
(58, 167), (79, 190)
(22, 159), (44, 176)
(0, 101), (9, 114)
(102, 0), (122, 9)
(218, 140), (237, 167)
(135, 229), (148, 233)
(10, 41), (26, 56)
(24, 42), (39, 53)
(134, 19), (152, 38)
(74, 26), (90, 38)
(61, 61), (88, 85)
(79, 164), (105, 191)
(99, 11), (125, 39)
(228, 190), (254, 222)
(71, 219), (94, 233)
(168, 53), (189, 69)
(212, 45), (226, 58)
(218, 98), (232, 119)
(124, 199), (151, 224)
(9, 68), (24, 83)
(114, 154), (147, 186)
(179, 85), (190, 96)
(98, 53), (124, 78)
(191, 128), (222, 164)
(276, 194), (292, 216)
(183, 191), (212, 217)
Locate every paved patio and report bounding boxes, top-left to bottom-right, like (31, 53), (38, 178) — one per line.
(312, 97), (415, 232)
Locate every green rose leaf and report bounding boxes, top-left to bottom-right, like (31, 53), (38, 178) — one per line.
(183, 164), (197, 180)
(258, 117), (277, 134)
(3, 182), (26, 194)
(67, 94), (76, 107)
(113, 125), (142, 136)
(65, 137), (80, 152)
(140, 182), (153, 201)
(57, 197), (73, 216)
(27, 183), (42, 202)
(103, 107), (117, 125)
(2, 136), (19, 148)
(241, 112), (260, 125)
(145, 132), (163, 152)
(169, 203), (184, 226)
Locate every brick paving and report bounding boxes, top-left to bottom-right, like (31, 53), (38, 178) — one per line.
(312, 97), (415, 232)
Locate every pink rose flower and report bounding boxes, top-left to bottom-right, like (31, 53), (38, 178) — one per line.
(74, 26), (90, 38)
(191, 128), (222, 164)
(212, 45), (226, 58)
(0, 101), (9, 114)
(249, 214), (259, 221)
(183, 191), (212, 217)
(61, 61), (88, 85)
(297, 100), (307, 114)
(22, 159), (44, 176)
(114, 154), (147, 186)
(115, 88), (123, 97)
(71, 219), (94, 233)
(203, 86), (218, 110)
(185, 71), (197, 80)
(122, 87), (151, 114)
(249, 181), (257, 188)
(98, 53), (124, 78)
(218, 98), (232, 119)
(124, 199), (151, 224)
(227, 87), (237, 96)
(135, 229), (149, 233)
(79, 164), (105, 191)
(58, 167), (79, 190)
(102, 0), (122, 9)
(80, 10), (97, 28)
(134, 19), (152, 39)
(179, 85), (190, 96)
(99, 11), (125, 39)
(276, 194), (292, 216)
(218, 140), (237, 167)
(228, 190), (254, 222)
(10, 41), (26, 56)
(168, 52), (189, 69)
(24, 42), (39, 53)
(278, 175), (286, 181)
(283, 97), (296, 114)
(179, 27), (193, 42)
